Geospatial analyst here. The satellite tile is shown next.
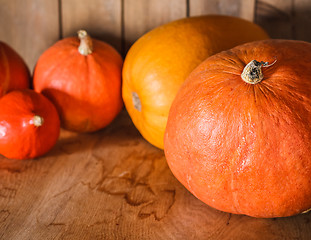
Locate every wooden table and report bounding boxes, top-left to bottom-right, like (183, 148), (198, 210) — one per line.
(0, 110), (311, 239)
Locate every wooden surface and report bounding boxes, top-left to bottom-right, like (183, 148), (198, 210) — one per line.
(61, 0), (122, 52)
(1, 0), (311, 68)
(1, 0), (311, 239)
(123, 0), (187, 52)
(1, 110), (311, 239)
(0, 0), (59, 72)
(189, 0), (256, 21)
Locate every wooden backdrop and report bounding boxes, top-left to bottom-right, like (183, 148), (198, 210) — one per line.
(1, 0), (311, 71)
(1, 0), (311, 239)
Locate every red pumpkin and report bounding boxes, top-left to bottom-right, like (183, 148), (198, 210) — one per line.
(33, 30), (123, 132)
(0, 89), (60, 159)
(164, 39), (311, 218)
(0, 42), (30, 96)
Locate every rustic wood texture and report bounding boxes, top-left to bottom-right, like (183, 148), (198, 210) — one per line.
(1, 0), (311, 239)
(291, 0), (311, 41)
(1, 111), (311, 239)
(190, 0), (256, 21)
(0, 0), (59, 72)
(61, 0), (122, 53)
(123, 0), (187, 52)
(255, 0), (311, 41)
(255, 0), (294, 39)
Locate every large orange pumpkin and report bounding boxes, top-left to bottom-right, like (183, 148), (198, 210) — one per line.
(33, 30), (123, 132)
(0, 42), (30, 97)
(122, 15), (269, 149)
(164, 39), (311, 218)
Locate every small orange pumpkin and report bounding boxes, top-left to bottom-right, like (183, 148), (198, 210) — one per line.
(122, 15), (269, 149)
(164, 39), (311, 218)
(0, 42), (30, 97)
(0, 89), (60, 159)
(33, 30), (123, 132)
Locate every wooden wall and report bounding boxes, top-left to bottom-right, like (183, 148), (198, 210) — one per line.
(0, 0), (311, 71)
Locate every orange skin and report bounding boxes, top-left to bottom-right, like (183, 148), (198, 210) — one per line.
(164, 40), (311, 218)
(0, 42), (30, 96)
(33, 33), (123, 132)
(0, 89), (60, 160)
(122, 15), (269, 149)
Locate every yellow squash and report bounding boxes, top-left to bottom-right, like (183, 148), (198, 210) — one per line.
(122, 15), (269, 149)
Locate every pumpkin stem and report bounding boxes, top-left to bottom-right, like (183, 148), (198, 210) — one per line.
(32, 115), (44, 127)
(302, 208), (311, 214)
(132, 92), (142, 111)
(78, 30), (93, 56)
(241, 59), (276, 84)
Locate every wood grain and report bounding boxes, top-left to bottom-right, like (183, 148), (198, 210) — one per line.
(189, 0), (256, 21)
(0, 111), (311, 239)
(123, 0), (187, 53)
(292, 0), (311, 41)
(0, 0), (59, 72)
(61, 0), (122, 53)
(255, 0), (294, 39)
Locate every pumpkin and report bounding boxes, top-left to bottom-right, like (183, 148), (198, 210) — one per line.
(164, 39), (311, 218)
(33, 30), (123, 132)
(0, 41), (30, 97)
(0, 89), (60, 159)
(122, 15), (269, 149)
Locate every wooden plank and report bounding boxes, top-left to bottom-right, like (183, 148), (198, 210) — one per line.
(292, 0), (311, 41)
(61, 0), (122, 53)
(0, 0), (59, 72)
(123, 0), (187, 52)
(189, 0), (256, 21)
(0, 111), (311, 239)
(254, 0), (293, 39)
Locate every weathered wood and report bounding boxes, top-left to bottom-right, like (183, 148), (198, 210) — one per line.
(0, 0), (59, 72)
(254, 0), (293, 39)
(0, 111), (311, 239)
(123, 0), (187, 53)
(61, 0), (122, 53)
(189, 0), (256, 21)
(292, 0), (311, 41)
